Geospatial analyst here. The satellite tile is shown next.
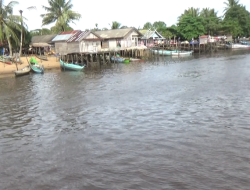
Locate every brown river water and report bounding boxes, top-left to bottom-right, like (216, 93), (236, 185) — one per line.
(1, 50), (250, 190)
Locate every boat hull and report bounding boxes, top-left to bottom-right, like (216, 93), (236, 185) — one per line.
(29, 57), (44, 74)
(60, 60), (85, 71)
(111, 56), (130, 63)
(15, 66), (31, 77)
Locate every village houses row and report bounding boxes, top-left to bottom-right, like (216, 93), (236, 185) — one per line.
(31, 28), (166, 55)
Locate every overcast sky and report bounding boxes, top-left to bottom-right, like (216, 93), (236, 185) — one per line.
(6, 0), (250, 31)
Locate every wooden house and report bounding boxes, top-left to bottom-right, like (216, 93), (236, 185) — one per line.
(66, 30), (102, 53)
(52, 30), (79, 55)
(31, 34), (57, 48)
(93, 27), (143, 51)
(139, 29), (166, 47)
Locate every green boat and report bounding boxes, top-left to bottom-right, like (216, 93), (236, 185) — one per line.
(29, 57), (44, 74)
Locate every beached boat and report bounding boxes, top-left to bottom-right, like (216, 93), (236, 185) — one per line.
(0, 56), (12, 65)
(14, 66), (31, 77)
(60, 59), (85, 71)
(29, 57), (44, 74)
(111, 56), (130, 63)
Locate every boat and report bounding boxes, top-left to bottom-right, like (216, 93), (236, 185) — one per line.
(153, 49), (193, 56)
(0, 56), (12, 65)
(29, 57), (44, 74)
(14, 66), (31, 77)
(111, 56), (130, 63)
(225, 42), (250, 49)
(60, 59), (85, 71)
(129, 58), (142, 62)
(171, 51), (193, 57)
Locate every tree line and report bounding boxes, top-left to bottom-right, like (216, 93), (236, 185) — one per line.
(1, 0), (250, 57)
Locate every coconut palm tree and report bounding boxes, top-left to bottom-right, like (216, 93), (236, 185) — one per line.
(41, 0), (81, 32)
(19, 6), (36, 56)
(223, 0), (240, 14)
(0, 0), (22, 56)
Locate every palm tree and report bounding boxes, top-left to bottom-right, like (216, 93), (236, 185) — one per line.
(19, 6), (36, 56)
(0, 0), (22, 56)
(223, 0), (240, 14)
(178, 7), (200, 22)
(109, 21), (121, 29)
(41, 0), (81, 32)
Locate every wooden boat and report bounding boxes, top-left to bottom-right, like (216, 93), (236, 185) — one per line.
(111, 56), (130, 63)
(0, 56), (12, 65)
(14, 66), (30, 77)
(60, 59), (85, 71)
(35, 54), (48, 61)
(29, 57), (44, 74)
(171, 51), (193, 57)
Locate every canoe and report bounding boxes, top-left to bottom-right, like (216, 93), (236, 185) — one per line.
(14, 66), (30, 77)
(0, 56), (12, 65)
(111, 56), (130, 63)
(153, 50), (175, 55)
(60, 59), (85, 71)
(29, 57), (44, 74)
(153, 50), (193, 56)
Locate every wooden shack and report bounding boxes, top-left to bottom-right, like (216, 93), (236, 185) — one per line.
(67, 31), (102, 53)
(31, 34), (57, 54)
(52, 30), (79, 55)
(139, 29), (166, 47)
(93, 27), (143, 51)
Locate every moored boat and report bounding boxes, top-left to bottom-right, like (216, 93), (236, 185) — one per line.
(171, 51), (193, 57)
(14, 66), (31, 77)
(111, 56), (130, 63)
(29, 57), (44, 74)
(60, 59), (85, 71)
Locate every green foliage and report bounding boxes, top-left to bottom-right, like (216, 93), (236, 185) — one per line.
(41, 0), (81, 32)
(200, 8), (221, 35)
(30, 28), (53, 36)
(109, 21), (121, 29)
(143, 22), (153, 30)
(0, 1), (21, 44)
(223, 2), (250, 37)
(177, 15), (205, 40)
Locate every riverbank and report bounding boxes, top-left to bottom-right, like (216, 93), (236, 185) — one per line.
(0, 56), (60, 76)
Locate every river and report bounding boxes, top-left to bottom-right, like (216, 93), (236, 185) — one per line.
(1, 50), (250, 190)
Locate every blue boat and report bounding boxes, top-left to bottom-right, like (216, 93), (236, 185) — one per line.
(29, 57), (44, 74)
(60, 59), (85, 71)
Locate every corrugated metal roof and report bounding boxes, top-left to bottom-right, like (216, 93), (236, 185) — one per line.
(141, 30), (165, 40)
(94, 28), (138, 39)
(67, 31), (89, 42)
(31, 34), (57, 44)
(52, 30), (80, 42)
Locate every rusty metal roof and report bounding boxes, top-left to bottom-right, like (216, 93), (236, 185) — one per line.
(52, 30), (80, 42)
(67, 31), (89, 42)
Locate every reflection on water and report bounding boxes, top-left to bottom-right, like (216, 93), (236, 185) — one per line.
(1, 51), (250, 190)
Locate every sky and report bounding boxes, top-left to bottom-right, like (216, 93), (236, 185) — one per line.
(6, 0), (250, 31)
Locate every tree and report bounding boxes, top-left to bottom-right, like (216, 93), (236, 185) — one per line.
(178, 7), (200, 22)
(30, 28), (53, 36)
(41, 0), (81, 32)
(143, 22), (153, 30)
(109, 21), (121, 29)
(19, 6), (36, 56)
(0, 0), (22, 56)
(223, 0), (239, 14)
(177, 15), (205, 40)
(200, 8), (221, 35)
